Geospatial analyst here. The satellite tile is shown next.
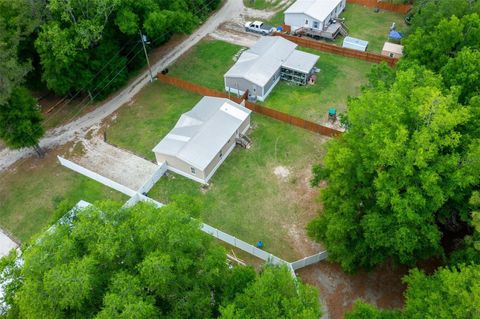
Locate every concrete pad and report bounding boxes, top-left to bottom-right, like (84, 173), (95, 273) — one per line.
(72, 138), (159, 191)
(0, 230), (18, 258)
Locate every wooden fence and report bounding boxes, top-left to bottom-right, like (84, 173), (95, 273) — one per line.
(347, 0), (412, 14)
(157, 74), (342, 137)
(274, 33), (398, 66)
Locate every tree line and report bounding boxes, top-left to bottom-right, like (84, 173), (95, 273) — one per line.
(0, 0), (220, 155)
(0, 200), (322, 318)
(308, 0), (480, 317)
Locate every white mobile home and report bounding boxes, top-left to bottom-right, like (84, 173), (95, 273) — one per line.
(224, 37), (319, 101)
(284, 0), (346, 32)
(152, 97), (251, 184)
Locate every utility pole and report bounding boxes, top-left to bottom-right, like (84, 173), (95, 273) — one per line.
(139, 30), (154, 82)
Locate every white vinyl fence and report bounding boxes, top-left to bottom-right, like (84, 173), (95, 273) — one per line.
(57, 156), (137, 197)
(136, 162), (167, 194)
(291, 251), (329, 270)
(58, 156), (328, 276)
(201, 224), (287, 266)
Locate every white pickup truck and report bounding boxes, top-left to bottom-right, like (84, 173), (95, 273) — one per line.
(244, 21), (275, 35)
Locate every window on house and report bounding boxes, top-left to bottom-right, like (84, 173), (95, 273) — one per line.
(313, 21), (319, 29)
(190, 167), (196, 174)
(389, 53), (395, 58)
(305, 19), (309, 25)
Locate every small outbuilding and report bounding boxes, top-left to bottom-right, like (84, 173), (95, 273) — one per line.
(224, 37), (319, 100)
(152, 97), (251, 184)
(381, 42), (403, 58)
(342, 36), (368, 52)
(284, 0), (346, 33)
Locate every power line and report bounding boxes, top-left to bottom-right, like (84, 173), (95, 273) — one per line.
(0, 0), (222, 183)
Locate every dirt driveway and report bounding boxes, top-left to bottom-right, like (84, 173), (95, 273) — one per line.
(67, 136), (159, 192)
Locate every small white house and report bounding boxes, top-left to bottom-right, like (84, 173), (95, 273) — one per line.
(284, 0), (346, 32)
(152, 97), (251, 184)
(342, 36), (368, 52)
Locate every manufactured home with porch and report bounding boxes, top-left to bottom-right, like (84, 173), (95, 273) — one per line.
(224, 37), (319, 101)
(152, 97), (251, 184)
(284, 0), (347, 38)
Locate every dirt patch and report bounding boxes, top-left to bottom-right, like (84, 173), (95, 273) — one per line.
(65, 128), (160, 191)
(279, 164), (324, 258)
(273, 165), (290, 180)
(298, 261), (407, 319)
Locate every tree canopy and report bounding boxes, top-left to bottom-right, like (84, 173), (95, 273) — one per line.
(347, 264), (480, 319)
(0, 200), (321, 319)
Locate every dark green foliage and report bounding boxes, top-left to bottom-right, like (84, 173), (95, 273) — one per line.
(346, 301), (401, 319)
(347, 265), (480, 318)
(0, 87), (44, 150)
(35, 0), (220, 97)
(441, 48), (480, 104)
(0, 201), (321, 318)
(409, 0), (480, 32)
(403, 14), (480, 72)
(219, 266), (322, 319)
(308, 68), (480, 272)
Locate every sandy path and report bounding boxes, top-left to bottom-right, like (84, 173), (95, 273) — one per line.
(0, 0), (245, 173)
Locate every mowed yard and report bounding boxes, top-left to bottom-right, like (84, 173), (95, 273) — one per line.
(335, 3), (408, 53)
(107, 82), (327, 261)
(167, 38), (373, 123)
(0, 149), (127, 242)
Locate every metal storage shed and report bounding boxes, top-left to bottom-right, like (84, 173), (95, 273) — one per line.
(152, 97), (251, 184)
(342, 36), (368, 52)
(381, 42), (403, 58)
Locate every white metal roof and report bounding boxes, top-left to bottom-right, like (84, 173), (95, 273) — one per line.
(382, 42), (403, 54)
(285, 0), (342, 22)
(282, 50), (319, 73)
(343, 36), (369, 47)
(152, 97), (251, 170)
(224, 37), (298, 87)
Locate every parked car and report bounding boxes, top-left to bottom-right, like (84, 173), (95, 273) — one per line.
(244, 21), (275, 35)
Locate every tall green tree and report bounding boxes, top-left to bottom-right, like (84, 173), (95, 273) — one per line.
(347, 264), (480, 319)
(0, 87), (44, 156)
(0, 200), (321, 318)
(220, 266), (321, 319)
(441, 47), (480, 104)
(408, 0), (480, 32)
(308, 68), (480, 272)
(402, 13), (480, 72)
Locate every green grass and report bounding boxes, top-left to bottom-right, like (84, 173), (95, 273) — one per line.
(262, 48), (373, 122)
(167, 38), (373, 123)
(243, 0), (281, 10)
(0, 153), (127, 242)
(334, 4), (408, 53)
(107, 82), (326, 261)
(169, 39), (243, 92)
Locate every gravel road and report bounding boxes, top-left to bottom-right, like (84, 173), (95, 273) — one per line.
(0, 0), (246, 172)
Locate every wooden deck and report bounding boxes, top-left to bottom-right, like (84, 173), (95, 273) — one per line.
(294, 22), (347, 40)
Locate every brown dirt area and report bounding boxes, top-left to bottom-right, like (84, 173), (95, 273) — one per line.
(298, 261), (407, 319)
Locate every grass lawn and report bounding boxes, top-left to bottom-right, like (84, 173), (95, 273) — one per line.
(243, 0), (281, 10)
(169, 39), (243, 92)
(263, 48), (373, 122)
(107, 82), (327, 261)
(334, 4), (408, 53)
(166, 38), (373, 123)
(0, 150), (127, 242)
